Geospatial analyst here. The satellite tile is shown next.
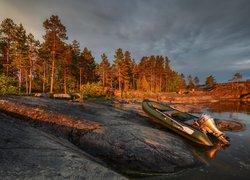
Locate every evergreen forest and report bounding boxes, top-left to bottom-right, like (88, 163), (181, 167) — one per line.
(0, 15), (199, 96)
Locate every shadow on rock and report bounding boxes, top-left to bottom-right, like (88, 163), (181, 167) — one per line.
(0, 96), (220, 177)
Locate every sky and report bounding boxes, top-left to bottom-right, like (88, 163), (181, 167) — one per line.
(1, 0), (250, 83)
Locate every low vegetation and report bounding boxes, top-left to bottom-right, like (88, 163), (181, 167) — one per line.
(0, 74), (17, 95)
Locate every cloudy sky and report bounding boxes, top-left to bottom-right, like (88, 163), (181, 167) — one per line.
(1, 0), (250, 82)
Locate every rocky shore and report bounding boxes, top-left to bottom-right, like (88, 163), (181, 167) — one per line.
(0, 112), (125, 179)
(112, 82), (250, 104)
(0, 96), (246, 179)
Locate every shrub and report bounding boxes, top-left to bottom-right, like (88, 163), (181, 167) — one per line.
(0, 74), (18, 95)
(80, 82), (102, 97)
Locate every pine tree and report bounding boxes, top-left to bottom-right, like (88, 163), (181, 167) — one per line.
(188, 75), (195, 90)
(148, 56), (155, 92)
(100, 53), (110, 88)
(230, 72), (243, 96)
(12, 24), (28, 94)
(179, 73), (186, 90)
(109, 64), (116, 88)
(168, 71), (179, 92)
(164, 56), (172, 92)
(155, 56), (164, 92)
(205, 75), (216, 86)
(43, 15), (68, 93)
(123, 51), (132, 91)
(38, 43), (50, 93)
(79, 47), (96, 85)
(61, 44), (73, 94)
(114, 48), (124, 97)
(71, 40), (80, 64)
(70, 40), (80, 90)
(0, 40), (4, 73)
(137, 57), (149, 91)
(130, 59), (138, 90)
(231, 72), (242, 82)
(194, 76), (200, 87)
(0, 18), (16, 76)
(27, 33), (40, 94)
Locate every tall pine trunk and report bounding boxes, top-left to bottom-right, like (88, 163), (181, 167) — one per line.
(102, 68), (105, 87)
(25, 69), (28, 95)
(118, 68), (122, 97)
(43, 62), (46, 93)
(18, 58), (22, 94)
(79, 67), (82, 91)
(6, 48), (10, 76)
(50, 33), (56, 94)
(64, 68), (67, 94)
(50, 58), (55, 93)
(150, 68), (153, 92)
(29, 56), (32, 94)
(159, 74), (162, 92)
(110, 75), (113, 89)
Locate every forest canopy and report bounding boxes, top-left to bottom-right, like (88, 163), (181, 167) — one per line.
(0, 15), (205, 96)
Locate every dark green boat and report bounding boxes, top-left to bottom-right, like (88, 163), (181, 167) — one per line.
(142, 100), (229, 146)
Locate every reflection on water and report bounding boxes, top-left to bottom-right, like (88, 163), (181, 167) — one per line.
(204, 143), (226, 159)
(200, 101), (250, 114)
(147, 101), (250, 180)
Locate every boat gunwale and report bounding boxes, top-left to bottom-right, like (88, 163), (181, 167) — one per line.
(142, 100), (214, 146)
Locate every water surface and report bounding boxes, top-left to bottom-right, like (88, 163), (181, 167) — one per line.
(144, 101), (250, 180)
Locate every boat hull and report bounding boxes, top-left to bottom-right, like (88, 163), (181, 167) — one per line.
(142, 100), (214, 146)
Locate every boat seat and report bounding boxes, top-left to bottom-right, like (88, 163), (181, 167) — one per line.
(170, 112), (197, 122)
(160, 110), (198, 123)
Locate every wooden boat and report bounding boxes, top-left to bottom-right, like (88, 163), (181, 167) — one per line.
(142, 100), (229, 146)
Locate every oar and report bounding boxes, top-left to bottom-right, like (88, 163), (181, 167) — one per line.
(155, 109), (194, 135)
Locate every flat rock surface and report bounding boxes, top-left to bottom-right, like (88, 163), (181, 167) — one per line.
(0, 96), (225, 177)
(0, 112), (126, 179)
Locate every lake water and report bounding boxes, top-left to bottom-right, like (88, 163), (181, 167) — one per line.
(144, 101), (250, 180)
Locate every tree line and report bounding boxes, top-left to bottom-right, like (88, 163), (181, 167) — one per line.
(0, 15), (237, 96)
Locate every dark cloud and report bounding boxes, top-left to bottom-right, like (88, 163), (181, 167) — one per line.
(1, 0), (250, 82)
